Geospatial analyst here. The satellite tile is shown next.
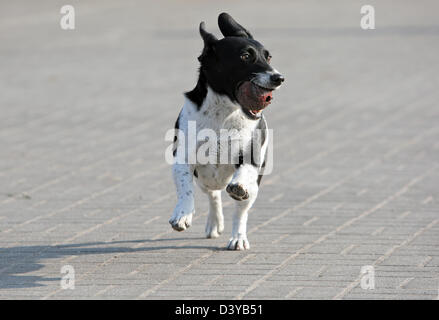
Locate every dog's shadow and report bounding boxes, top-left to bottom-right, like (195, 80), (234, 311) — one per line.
(0, 236), (222, 289)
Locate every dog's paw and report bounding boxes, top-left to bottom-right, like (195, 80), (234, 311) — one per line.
(227, 234), (250, 250)
(205, 218), (224, 239)
(169, 212), (193, 232)
(226, 183), (249, 201)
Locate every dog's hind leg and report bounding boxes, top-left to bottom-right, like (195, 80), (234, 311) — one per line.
(169, 163), (195, 231)
(203, 189), (224, 239)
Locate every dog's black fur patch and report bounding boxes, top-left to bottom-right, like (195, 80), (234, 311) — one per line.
(172, 112), (181, 157)
(185, 70), (208, 110)
(257, 158), (266, 186)
(251, 116), (267, 167)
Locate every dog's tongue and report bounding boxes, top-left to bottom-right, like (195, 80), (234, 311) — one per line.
(236, 81), (273, 112)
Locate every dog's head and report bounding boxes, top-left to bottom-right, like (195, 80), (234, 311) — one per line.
(198, 13), (285, 119)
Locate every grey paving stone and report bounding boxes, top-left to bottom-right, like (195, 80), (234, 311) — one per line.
(0, 0), (438, 299)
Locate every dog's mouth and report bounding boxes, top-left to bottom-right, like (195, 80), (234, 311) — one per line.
(236, 81), (274, 119)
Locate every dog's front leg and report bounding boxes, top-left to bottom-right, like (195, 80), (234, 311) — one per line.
(169, 163), (195, 231)
(226, 164), (259, 250)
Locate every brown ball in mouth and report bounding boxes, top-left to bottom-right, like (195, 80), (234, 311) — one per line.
(236, 81), (273, 115)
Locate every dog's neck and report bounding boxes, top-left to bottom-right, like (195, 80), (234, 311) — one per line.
(202, 86), (240, 117)
(185, 70), (237, 109)
(183, 86), (259, 135)
(185, 72), (261, 129)
(185, 71), (240, 115)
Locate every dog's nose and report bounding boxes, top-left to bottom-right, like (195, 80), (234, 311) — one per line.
(270, 73), (285, 85)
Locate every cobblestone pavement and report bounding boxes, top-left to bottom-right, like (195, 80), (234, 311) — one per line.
(0, 0), (438, 299)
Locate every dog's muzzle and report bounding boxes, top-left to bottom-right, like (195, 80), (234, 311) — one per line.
(236, 81), (274, 117)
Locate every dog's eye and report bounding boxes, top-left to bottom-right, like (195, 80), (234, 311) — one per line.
(240, 53), (250, 61)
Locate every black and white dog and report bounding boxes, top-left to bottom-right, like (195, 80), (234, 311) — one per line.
(169, 13), (284, 250)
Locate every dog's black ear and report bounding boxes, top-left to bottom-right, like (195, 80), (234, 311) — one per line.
(218, 12), (253, 39)
(199, 21), (217, 47)
(198, 22), (218, 62)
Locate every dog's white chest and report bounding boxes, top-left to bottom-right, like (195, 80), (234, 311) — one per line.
(178, 87), (259, 190)
(185, 88), (258, 148)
